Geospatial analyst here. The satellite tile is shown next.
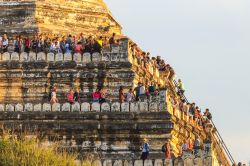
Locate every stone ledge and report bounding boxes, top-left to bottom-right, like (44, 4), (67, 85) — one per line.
(0, 101), (167, 113)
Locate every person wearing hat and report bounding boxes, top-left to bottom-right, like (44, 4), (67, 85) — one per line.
(141, 138), (150, 161)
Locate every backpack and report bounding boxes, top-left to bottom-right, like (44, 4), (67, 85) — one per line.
(162, 144), (167, 152)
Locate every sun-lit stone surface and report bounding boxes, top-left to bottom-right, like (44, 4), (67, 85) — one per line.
(0, 0), (122, 35)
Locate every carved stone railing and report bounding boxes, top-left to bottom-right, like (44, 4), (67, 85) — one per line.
(76, 155), (212, 166)
(0, 51), (127, 63)
(0, 101), (167, 112)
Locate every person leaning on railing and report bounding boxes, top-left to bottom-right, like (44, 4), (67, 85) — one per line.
(0, 33), (115, 55)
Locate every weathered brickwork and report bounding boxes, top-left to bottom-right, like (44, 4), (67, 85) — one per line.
(0, 1), (231, 165)
(0, 0), (122, 35)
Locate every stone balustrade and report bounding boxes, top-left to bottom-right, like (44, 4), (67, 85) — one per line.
(0, 101), (167, 112)
(78, 156), (212, 166)
(0, 50), (127, 63)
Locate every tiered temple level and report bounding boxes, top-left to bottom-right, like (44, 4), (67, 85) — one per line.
(0, 38), (230, 166)
(0, 0), (121, 35)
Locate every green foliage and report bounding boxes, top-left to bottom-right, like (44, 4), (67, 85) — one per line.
(0, 134), (78, 166)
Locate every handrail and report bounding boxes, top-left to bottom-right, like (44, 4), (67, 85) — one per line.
(173, 79), (235, 165)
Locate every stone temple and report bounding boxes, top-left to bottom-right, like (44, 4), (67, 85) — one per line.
(0, 0), (234, 166)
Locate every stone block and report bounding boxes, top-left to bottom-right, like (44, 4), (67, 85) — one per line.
(2, 52), (10, 61)
(55, 53), (63, 61)
(184, 157), (194, 166)
(130, 102), (139, 112)
(111, 102), (120, 112)
(111, 45), (120, 53)
(194, 157), (203, 166)
(43, 103), (51, 112)
(149, 102), (158, 112)
(113, 160), (123, 166)
(81, 102), (90, 112)
(29, 52), (36, 61)
(24, 103), (33, 111)
(155, 159), (164, 166)
(110, 53), (120, 61)
(72, 102), (80, 112)
(101, 102), (110, 112)
(159, 102), (167, 112)
(37, 52), (46, 61)
(124, 160), (133, 166)
(0, 104), (5, 111)
(34, 104), (42, 112)
(6, 104), (14, 112)
(121, 102), (129, 112)
(144, 160), (153, 166)
(11, 52), (19, 61)
(92, 52), (101, 62)
(62, 103), (71, 112)
(47, 53), (55, 62)
(174, 157), (184, 166)
(164, 159), (173, 166)
(134, 160), (143, 166)
(139, 101), (148, 112)
(92, 160), (102, 166)
(103, 160), (112, 166)
(73, 53), (82, 62)
(20, 52), (28, 61)
(91, 103), (100, 112)
(102, 53), (110, 61)
(64, 53), (72, 61)
(82, 53), (91, 63)
(52, 103), (61, 112)
(15, 103), (24, 112)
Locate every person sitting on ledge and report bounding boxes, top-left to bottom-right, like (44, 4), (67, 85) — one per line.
(125, 88), (135, 102)
(92, 88), (106, 103)
(67, 89), (75, 104)
(2, 34), (8, 53)
(24, 37), (31, 53)
(74, 42), (84, 54)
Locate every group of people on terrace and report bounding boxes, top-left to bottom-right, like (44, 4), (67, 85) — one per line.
(130, 43), (175, 79)
(141, 136), (210, 161)
(49, 83), (161, 105)
(0, 33), (120, 54)
(174, 78), (213, 130)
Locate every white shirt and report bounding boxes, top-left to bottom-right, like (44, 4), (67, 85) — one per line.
(2, 39), (8, 46)
(126, 92), (134, 102)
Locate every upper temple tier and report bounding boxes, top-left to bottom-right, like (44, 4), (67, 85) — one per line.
(0, 0), (122, 35)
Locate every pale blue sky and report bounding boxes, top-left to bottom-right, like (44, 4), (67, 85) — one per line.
(105, 0), (250, 163)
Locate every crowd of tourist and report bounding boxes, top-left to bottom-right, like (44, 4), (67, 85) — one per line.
(130, 43), (176, 80)
(0, 33), (121, 54)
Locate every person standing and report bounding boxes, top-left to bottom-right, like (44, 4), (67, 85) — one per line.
(2, 34), (8, 53)
(177, 79), (185, 94)
(162, 140), (171, 159)
(141, 139), (150, 161)
(50, 87), (58, 105)
(119, 86), (125, 103)
(194, 136), (201, 156)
